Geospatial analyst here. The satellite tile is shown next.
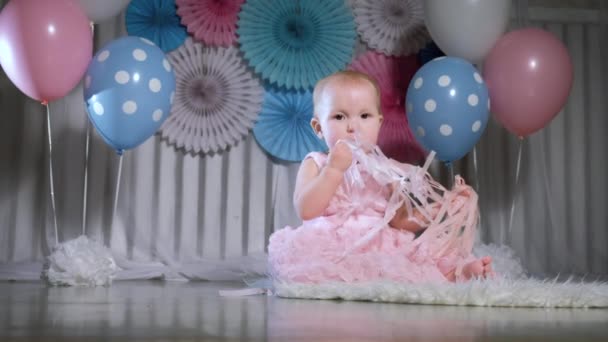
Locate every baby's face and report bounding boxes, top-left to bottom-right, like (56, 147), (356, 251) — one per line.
(312, 78), (383, 150)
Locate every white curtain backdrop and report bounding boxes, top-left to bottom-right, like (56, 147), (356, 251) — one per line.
(473, 3), (608, 277)
(0, 1), (606, 280)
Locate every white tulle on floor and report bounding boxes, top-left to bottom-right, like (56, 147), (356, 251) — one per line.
(3, 233), (608, 309)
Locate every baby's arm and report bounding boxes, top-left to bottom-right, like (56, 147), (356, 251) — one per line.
(294, 142), (351, 221)
(389, 204), (430, 233)
(386, 159), (434, 233)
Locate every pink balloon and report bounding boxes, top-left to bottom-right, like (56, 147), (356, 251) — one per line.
(483, 28), (573, 137)
(0, 0), (92, 103)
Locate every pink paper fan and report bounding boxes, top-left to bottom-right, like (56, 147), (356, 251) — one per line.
(349, 51), (425, 164)
(176, 0), (244, 46)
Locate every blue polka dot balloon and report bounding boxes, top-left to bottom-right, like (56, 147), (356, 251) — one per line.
(406, 57), (489, 163)
(83, 36), (176, 154)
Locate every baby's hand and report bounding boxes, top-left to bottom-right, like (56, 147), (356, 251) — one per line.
(389, 181), (405, 199)
(327, 141), (353, 172)
(456, 187), (473, 198)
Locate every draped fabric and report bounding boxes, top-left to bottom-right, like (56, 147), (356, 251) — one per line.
(0, 1), (606, 280)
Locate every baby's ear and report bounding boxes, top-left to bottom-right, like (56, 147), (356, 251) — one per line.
(310, 117), (322, 136)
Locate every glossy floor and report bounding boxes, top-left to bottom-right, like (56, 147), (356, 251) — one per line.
(0, 281), (607, 341)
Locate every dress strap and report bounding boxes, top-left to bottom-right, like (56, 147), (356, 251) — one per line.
(303, 151), (328, 168)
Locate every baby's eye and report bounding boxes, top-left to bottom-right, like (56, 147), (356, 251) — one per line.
(333, 114), (345, 120)
(361, 113), (371, 119)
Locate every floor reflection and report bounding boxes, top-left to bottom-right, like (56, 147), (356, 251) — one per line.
(0, 281), (607, 341)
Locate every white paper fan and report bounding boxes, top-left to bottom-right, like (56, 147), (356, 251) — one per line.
(160, 38), (264, 154)
(351, 0), (430, 56)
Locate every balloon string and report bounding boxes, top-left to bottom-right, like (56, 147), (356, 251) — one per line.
(472, 146), (480, 199)
(82, 20), (94, 237)
(506, 138), (524, 244)
(82, 122), (91, 236)
(472, 146), (483, 241)
(111, 154), (124, 234)
(445, 161), (454, 190)
(45, 103), (59, 246)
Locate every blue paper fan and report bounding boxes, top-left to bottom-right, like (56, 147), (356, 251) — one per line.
(238, 0), (356, 90)
(126, 0), (188, 52)
(253, 89), (327, 162)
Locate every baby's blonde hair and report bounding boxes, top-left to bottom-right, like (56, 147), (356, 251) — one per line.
(312, 70), (382, 117)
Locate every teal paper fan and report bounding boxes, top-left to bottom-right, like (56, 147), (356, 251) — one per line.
(253, 89), (327, 162)
(126, 0), (188, 52)
(238, 0), (357, 90)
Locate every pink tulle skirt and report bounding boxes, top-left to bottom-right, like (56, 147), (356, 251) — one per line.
(268, 214), (451, 284)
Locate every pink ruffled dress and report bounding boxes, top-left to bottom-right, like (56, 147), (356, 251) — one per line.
(268, 151), (477, 284)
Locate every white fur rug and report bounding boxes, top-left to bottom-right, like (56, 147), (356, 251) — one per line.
(273, 277), (608, 308)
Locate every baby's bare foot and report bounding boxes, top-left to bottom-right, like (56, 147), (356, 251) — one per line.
(462, 256), (494, 280)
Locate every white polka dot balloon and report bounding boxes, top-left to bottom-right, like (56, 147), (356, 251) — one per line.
(83, 36), (176, 154)
(406, 56), (489, 162)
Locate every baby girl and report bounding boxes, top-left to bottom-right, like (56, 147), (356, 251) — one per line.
(268, 70), (493, 284)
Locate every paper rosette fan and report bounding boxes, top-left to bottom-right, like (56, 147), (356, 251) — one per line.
(238, 0), (356, 90)
(253, 89), (327, 162)
(352, 0), (430, 56)
(176, 0), (244, 46)
(160, 39), (264, 154)
(126, 0), (188, 52)
(349, 51), (425, 163)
